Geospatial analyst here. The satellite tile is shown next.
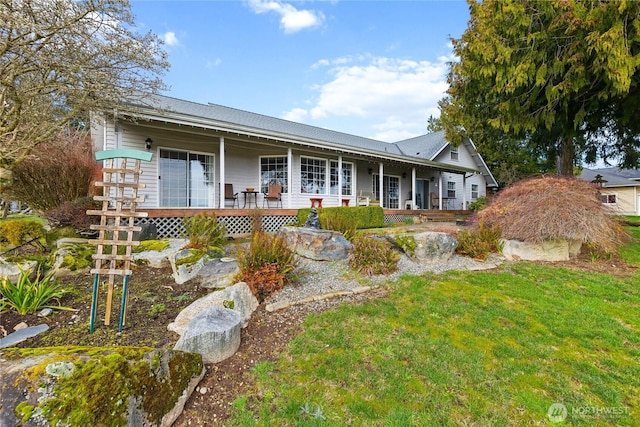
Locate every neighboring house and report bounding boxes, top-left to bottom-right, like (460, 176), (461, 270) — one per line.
(91, 94), (497, 213)
(578, 167), (640, 215)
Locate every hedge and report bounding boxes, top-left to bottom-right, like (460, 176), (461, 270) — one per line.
(296, 206), (385, 230)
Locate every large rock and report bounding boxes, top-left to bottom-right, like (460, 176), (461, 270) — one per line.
(170, 248), (210, 285)
(0, 347), (204, 427)
(278, 226), (352, 261)
(196, 258), (239, 289)
(0, 324), (49, 349)
(168, 282), (258, 335)
(174, 307), (242, 364)
(411, 231), (458, 263)
(501, 239), (582, 262)
(0, 259), (38, 283)
(135, 239), (189, 269)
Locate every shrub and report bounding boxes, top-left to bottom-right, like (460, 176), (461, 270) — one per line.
(7, 130), (96, 211)
(297, 206), (385, 230)
(348, 236), (399, 275)
(476, 176), (630, 253)
(323, 214), (357, 241)
(455, 223), (502, 260)
(182, 213), (227, 253)
(0, 267), (71, 315)
(0, 220), (46, 248)
(469, 196), (488, 211)
(44, 196), (101, 233)
(235, 231), (298, 302)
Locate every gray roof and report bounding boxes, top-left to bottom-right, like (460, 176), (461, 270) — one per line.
(137, 94), (404, 156)
(579, 168), (640, 187)
(394, 132), (448, 160)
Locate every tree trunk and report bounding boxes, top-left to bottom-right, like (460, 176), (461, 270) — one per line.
(557, 136), (575, 176)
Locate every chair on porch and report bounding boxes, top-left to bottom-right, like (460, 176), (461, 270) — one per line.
(224, 183), (238, 208)
(357, 190), (370, 206)
(263, 184), (282, 208)
(430, 192), (440, 210)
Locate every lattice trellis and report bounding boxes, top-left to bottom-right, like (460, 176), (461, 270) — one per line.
(385, 214), (418, 225)
(87, 149), (152, 332)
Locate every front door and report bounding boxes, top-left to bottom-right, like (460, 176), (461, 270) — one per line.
(159, 149), (215, 207)
(373, 174), (400, 209)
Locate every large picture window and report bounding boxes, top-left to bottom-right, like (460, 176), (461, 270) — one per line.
(260, 156), (288, 194)
(330, 161), (353, 196)
(159, 149), (215, 207)
(301, 157), (326, 194)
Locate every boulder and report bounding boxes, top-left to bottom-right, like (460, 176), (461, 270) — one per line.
(0, 324), (49, 349)
(174, 307), (242, 364)
(170, 247), (210, 284)
(168, 282), (258, 335)
(0, 347), (204, 427)
(501, 239), (582, 262)
(135, 239), (189, 269)
(0, 259), (38, 283)
(278, 225), (352, 261)
(196, 258), (239, 289)
(412, 232), (458, 263)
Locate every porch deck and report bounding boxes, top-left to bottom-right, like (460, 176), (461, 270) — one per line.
(139, 208), (471, 239)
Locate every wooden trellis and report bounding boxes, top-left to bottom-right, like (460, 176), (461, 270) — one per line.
(86, 149), (152, 332)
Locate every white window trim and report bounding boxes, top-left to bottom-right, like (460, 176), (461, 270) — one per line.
(259, 155), (289, 194)
(157, 147), (216, 208)
(450, 145), (459, 161)
(301, 155), (328, 195)
(330, 160), (354, 196)
(600, 192), (617, 205)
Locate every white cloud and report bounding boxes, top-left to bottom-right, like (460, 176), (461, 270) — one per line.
(246, 0), (324, 34)
(206, 58), (222, 69)
(284, 55), (450, 142)
(163, 31), (179, 46)
(282, 107), (308, 122)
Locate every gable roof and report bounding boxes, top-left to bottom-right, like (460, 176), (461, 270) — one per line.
(123, 94), (484, 174)
(579, 168), (640, 187)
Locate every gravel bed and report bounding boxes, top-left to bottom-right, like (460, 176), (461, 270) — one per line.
(265, 252), (504, 310)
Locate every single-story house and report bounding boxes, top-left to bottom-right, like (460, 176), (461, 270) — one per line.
(91, 94), (497, 236)
(578, 167), (640, 215)
(92, 94), (496, 210)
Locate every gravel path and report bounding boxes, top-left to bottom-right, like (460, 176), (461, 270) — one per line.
(264, 252), (504, 311)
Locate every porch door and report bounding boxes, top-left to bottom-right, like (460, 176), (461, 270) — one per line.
(415, 179), (429, 209)
(159, 149), (215, 207)
(373, 174), (400, 209)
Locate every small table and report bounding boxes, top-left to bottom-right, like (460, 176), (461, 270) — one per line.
(241, 191), (258, 208)
(310, 197), (323, 208)
(341, 199), (350, 207)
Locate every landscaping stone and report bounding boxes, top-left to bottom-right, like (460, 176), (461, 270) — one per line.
(0, 324), (49, 349)
(168, 282), (258, 335)
(411, 231), (458, 263)
(135, 238), (188, 269)
(501, 239), (582, 262)
(196, 257), (240, 289)
(170, 247), (210, 284)
(0, 347), (204, 427)
(174, 307), (242, 364)
(278, 225), (352, 261)
(0, 259), (38, 283)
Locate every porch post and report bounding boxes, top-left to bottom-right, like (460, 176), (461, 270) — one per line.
(338, 155), (343, 205)
(411, 167), (416, 209)
(378, 162), (384, 208)
(219, 137), (225, 209)
(462, 174), (467, 211)
(287, 147), (292, 209)
(438, 172), (443, 210)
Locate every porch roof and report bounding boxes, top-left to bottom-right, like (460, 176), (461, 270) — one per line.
(122, 94), (480, 175)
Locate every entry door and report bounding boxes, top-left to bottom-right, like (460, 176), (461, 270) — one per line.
(373, 174), (400, 209)
(415, 179), (429, 209)
(159, 149), (215, 207)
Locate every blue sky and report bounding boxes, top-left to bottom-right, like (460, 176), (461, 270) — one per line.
(132, 0), (470, 142)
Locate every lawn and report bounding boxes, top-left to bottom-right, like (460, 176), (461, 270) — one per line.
(227, 233), (640, 426)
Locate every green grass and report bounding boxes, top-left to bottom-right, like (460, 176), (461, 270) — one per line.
(227, 233), (640, 426)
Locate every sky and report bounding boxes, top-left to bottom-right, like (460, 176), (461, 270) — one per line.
(131, 0), (471, 143)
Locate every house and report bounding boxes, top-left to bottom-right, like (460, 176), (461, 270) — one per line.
(578, 168), (640, 215)
(91, 94), (497, 236)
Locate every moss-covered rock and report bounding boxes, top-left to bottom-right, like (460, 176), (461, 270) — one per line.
(0, 346), (204, 427)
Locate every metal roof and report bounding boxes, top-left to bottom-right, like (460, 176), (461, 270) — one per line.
(124, 94), (480, 173)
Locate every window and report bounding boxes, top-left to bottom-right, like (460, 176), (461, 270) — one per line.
(599, 193), (617, 204)
(471, 184), (479, 199)
(159, 149), (215, 207)
(450, 145), (459, 161)
(260, 156), (288, 194)
(447, 181), (456, 198)
(301, 157), (326, 194)
(330, 161), (353, 195)
(373, 174), (400, 209)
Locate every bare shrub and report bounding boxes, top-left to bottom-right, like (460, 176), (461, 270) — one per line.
(7, 130), (96, 211)
(476, 176), (630, 253)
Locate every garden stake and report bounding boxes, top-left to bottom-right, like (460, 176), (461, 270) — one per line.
(86, 149), (152, 332)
